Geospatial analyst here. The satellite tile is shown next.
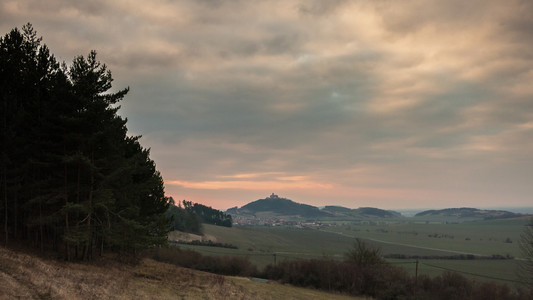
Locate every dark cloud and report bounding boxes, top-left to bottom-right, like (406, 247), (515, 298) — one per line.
(374, 0), (484, 37)
(500, 0), (533, 41)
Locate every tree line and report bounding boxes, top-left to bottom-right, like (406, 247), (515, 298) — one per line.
(166, 198), (232, 234)
(0, 24), (169, 260)
(182, 200), (232, 227)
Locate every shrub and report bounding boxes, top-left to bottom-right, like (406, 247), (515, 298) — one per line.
(149, 247), (257, 277)
(261, 258), (410, 298)
(344, 238), (384, 267)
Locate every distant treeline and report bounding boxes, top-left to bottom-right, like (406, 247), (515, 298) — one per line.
(171, 240), (238, 249)
(0, 24), (169, 260)
(166, 198), (232, 234)
(385, 254), (514, 260)
(184, 200), (232, 227)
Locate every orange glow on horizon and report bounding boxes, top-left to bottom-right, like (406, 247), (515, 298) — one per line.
(166, 179), (334, 191)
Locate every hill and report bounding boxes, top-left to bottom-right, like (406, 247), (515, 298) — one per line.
(0, 246), (356, 300)
(227, 193), (329, 218)
(415, 207), (524, 220)
(226, 194), (401, 220)
(322, 206), (401, 218)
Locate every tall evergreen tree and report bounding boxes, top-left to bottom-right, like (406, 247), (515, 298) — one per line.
(0, 24), (169, 259)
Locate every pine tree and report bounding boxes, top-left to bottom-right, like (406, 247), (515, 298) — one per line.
(0, 24), (169, 259)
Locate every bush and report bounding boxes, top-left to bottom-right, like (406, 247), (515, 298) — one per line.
(262, 258), (411, 298)
(149, 247), (257, 277)
(415, 271), (532, 300)
(344, 238), (384, 267)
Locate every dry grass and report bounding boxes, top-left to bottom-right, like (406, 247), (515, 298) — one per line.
(0, 246), (361, 299)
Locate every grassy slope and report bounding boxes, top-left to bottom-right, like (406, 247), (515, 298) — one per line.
(0, 246), (360, 300)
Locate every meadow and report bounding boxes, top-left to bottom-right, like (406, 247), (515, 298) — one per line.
(176, 225), (354, 268)
(176, 217), (530, 286)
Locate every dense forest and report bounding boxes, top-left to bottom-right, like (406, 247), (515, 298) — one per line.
(0, 24), (169, 260)
(166, 198), (232, 234)
(183, 200), (232, 227)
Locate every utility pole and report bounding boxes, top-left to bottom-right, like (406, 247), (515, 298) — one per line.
(415, 259), (419, 285)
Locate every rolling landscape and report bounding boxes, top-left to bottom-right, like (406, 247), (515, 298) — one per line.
(3, 187), (532, 298)
(175, 195), (532, 286)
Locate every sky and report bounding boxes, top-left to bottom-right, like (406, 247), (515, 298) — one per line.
(2, 0), (533, 210)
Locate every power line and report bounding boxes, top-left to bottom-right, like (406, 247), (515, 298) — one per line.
(389, 261), (418, 265)
(177, 245), (338, 258)
(175, 245), (526, 284)
(420, 262), (527, 284)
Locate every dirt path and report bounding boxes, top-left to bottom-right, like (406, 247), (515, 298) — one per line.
(320, 229), (490, 256)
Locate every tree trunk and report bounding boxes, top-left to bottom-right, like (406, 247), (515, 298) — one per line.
(64, 163), (70, 261)
(75, 162), (80, 260)
(2, 95), (7, 246)
(83, 151), (94, 261)
(3, 166), (6, 246)
(39, 193), (44, 252)
(13, 192), (17, 239)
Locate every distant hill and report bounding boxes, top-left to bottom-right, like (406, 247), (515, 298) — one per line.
(227, 194), (401, 220)
(355, 207), (402, 218)
(321, 206), (354, 214)
(228, 199), (526, 222)
(321, 206), (401, 218)
(415, 207), (523, 220)
(227, 194), (328, 218)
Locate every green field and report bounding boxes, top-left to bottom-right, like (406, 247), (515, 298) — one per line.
(175, 217), (530, 286)
(322, 218), (526, 257)
(177, 225), (355, 267)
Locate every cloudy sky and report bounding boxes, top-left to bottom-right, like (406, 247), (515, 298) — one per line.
(2, 0), (533, 210)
